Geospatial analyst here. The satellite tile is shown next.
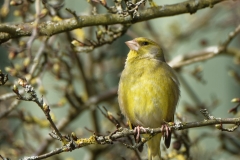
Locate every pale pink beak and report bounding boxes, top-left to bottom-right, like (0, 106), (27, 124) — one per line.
(125, 40), (139, 51)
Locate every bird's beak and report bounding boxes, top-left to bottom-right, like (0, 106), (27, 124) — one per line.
(125, 40), (139, 51)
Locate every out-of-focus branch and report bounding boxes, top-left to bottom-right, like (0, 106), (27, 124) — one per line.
(26, 0), (41, 59)
(0, 0), (228, 43)
(169, 24), (240, 69)
(0, 70), (8, 85)
(169, 46), (240, 69)
(0, 100), (20, 119)
(169, 46), (220, 68)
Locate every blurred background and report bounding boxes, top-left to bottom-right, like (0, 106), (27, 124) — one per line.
(0, 0), (240, 160)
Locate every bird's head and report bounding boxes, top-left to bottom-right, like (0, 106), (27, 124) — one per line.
(125, 37), (165, 62)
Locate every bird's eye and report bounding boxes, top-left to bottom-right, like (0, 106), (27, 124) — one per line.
(142, 41), (149, 46)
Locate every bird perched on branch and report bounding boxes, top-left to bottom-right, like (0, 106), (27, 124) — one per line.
(118, 37), (180, 160)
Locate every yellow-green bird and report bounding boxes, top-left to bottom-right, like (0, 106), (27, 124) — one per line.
(118, 37), (180, 160)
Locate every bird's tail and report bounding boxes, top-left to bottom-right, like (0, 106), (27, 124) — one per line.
(147, 133), (162, 160)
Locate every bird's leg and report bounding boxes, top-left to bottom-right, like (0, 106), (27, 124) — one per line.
(161, 123), (172, 148)
(134, 126), (146, 143)
(161, 124), (170, 137)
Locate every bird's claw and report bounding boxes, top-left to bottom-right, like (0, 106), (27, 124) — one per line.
(161, 123), (172, 148)
(134, 126), (146, 143)
(161, 124), (170, 138)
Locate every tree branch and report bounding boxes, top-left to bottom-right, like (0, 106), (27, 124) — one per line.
(21, 114), (240, 160)
(0, 0), (228, 44)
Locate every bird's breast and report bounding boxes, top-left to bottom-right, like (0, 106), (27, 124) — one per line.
(118, 59), (179, 128)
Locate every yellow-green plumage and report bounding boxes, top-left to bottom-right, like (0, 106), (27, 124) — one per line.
(118, 37), (180, 160)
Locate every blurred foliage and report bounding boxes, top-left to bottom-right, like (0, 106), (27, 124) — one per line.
(0, 0), (240, 160)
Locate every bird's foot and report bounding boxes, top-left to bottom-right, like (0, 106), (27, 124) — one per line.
(134, 126), (146, 143)
(161, 124), (170, 137)
(161, 123), (172, 148)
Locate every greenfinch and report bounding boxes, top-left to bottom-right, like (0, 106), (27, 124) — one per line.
(118, 37), (180, 160)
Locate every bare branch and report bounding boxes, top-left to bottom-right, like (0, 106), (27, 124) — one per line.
(21, 114), (240, 160)
(0, 0), (228, 43)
